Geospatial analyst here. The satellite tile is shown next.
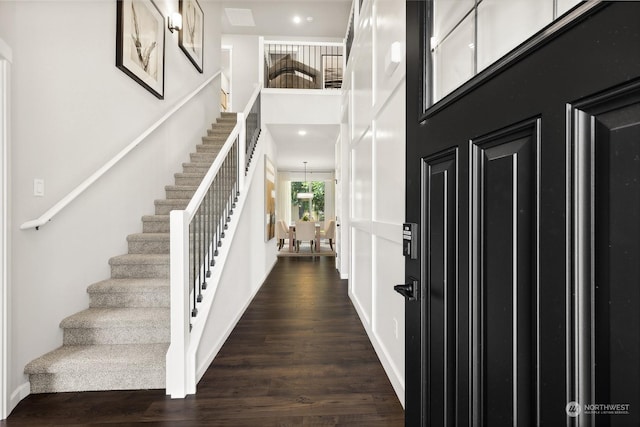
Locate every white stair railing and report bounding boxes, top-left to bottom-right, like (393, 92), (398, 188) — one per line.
(166, 85), (261, 398)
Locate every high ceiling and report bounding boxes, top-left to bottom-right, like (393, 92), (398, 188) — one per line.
(219, 1), (352, 38)
(219, 0), (350, 173)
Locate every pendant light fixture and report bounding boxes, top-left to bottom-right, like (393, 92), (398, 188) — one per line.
(297, 161), (313, 199)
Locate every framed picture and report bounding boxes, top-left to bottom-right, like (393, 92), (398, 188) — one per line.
(265, 156), (276, 242)
(116, 0), (165, 99)
(322, 54), (343, 89)
(179, 0), (204, 73)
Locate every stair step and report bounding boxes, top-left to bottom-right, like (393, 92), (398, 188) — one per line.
(142, 215), (170, 233)
(211, 121), (236, 129)
(109, 254), (169, 279)
(24, 343), (168, 393)
(190, 152), (216, 164)
(165, 185), (197, 200)
(88, 278), (169, 308)
(174, 172), (205, 186)
(221, 112), (237, 118)
(127, 232), (171, 254)
(182, 162), (211, 174)
(154, 198), (189, 215)
(196, 143), (223, 154)
(216, 116), (237, 123)
(60, 307), (169, 345)
(203, 132), (230, 142)
(207, 127), (234, 137)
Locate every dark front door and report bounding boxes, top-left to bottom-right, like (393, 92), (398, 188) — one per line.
(402, 2), (640, 426)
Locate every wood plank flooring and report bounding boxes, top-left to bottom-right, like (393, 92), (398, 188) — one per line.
(2, 257), (404, 426)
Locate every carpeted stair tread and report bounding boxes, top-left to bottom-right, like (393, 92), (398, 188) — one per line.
(196, 144), (223, 153)
(127, 233), (170, 254)
(127, 233), (170, 242)
(60, 307), (169, 329)
(109, 254), (169, 279)
(88, 278), (169, 308)
(165, 185), (198, 192)
(202, 134), (228, 143)
(154, 199), (189, 215)
(190, 152), (217, 163)
(109, 253), (169, 266)
(24, 343), (168, 374)
(88, 278), (169, 293)
(141, 215), (170, 233)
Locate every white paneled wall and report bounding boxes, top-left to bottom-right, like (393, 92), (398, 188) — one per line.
(341, 0), (405, 406)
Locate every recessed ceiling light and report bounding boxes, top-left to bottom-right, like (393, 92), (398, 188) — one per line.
(293, 16), (302, 24)
(306, 16), (314, 22)
(298, 130), (307, 136)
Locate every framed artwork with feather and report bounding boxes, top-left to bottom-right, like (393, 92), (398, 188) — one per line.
(116, 0), (166, 99)
(179, 0), (204, 73)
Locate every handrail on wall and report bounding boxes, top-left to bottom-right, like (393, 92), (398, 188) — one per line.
(19, 70), (222, 231)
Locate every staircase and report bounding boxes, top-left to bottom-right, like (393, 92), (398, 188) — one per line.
(24, 112), (238, 393)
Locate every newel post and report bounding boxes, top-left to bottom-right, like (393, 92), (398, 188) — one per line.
(166, 209), (190, 398)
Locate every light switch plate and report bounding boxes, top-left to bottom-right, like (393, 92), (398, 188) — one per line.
(33, 179), (44, 197)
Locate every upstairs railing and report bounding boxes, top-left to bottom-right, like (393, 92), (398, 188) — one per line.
(263, 40), (344, 90)
(167, 85), (261, 398)
(245, 91), (261, 173)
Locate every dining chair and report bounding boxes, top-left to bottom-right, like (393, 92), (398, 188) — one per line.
(320, 219), (336, 250)
(276, 220), (290, 250)
(295, 220), (316, 252)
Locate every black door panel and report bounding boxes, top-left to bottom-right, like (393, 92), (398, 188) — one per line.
(423, 150), (458, 427)
(472, 120), (538, 427)
(572, 83), (640, 427)
(405, 2), (640, 426)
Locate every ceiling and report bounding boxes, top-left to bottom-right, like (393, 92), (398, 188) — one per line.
(219, 1), (352, 38)
(267, 124), (339, 172)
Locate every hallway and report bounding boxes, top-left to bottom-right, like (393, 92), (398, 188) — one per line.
(2, 257), (404, 426)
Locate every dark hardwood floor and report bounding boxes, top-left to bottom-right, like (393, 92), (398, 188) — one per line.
(2, 257), (404, 426)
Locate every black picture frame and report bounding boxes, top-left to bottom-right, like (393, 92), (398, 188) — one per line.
(116, 0), (166, 99)
(179, 0), (204, 73)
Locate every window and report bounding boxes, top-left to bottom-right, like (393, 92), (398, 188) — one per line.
(291, 181), (326, 222)
(423, 0), (583, 111)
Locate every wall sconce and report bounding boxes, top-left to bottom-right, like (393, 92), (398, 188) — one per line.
(168, 13), (183, 33)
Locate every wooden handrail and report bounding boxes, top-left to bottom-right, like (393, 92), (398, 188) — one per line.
(20, 71), (222, 230)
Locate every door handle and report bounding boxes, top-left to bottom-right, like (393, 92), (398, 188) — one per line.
(394, 277), (419, 301)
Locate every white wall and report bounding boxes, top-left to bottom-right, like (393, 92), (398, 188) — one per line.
(1, 0), (222, 413)
(194, 128), (278, 381)
(221, 34), (260, 111)
(262, 91), (341, 125)
(342, 0), (406, 406)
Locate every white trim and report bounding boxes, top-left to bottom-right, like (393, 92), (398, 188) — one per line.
(263, 40), (344, 47)
(350, 286), (405, 407)
(0, 47), (10, 420)
(20, 70), (222, 230)
(0, 38), (11, 63)
(261, 88), (342, 97)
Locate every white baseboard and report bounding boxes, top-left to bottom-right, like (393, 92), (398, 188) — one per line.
(7, 382), (29, 418)
(349, 292), (405, 408)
